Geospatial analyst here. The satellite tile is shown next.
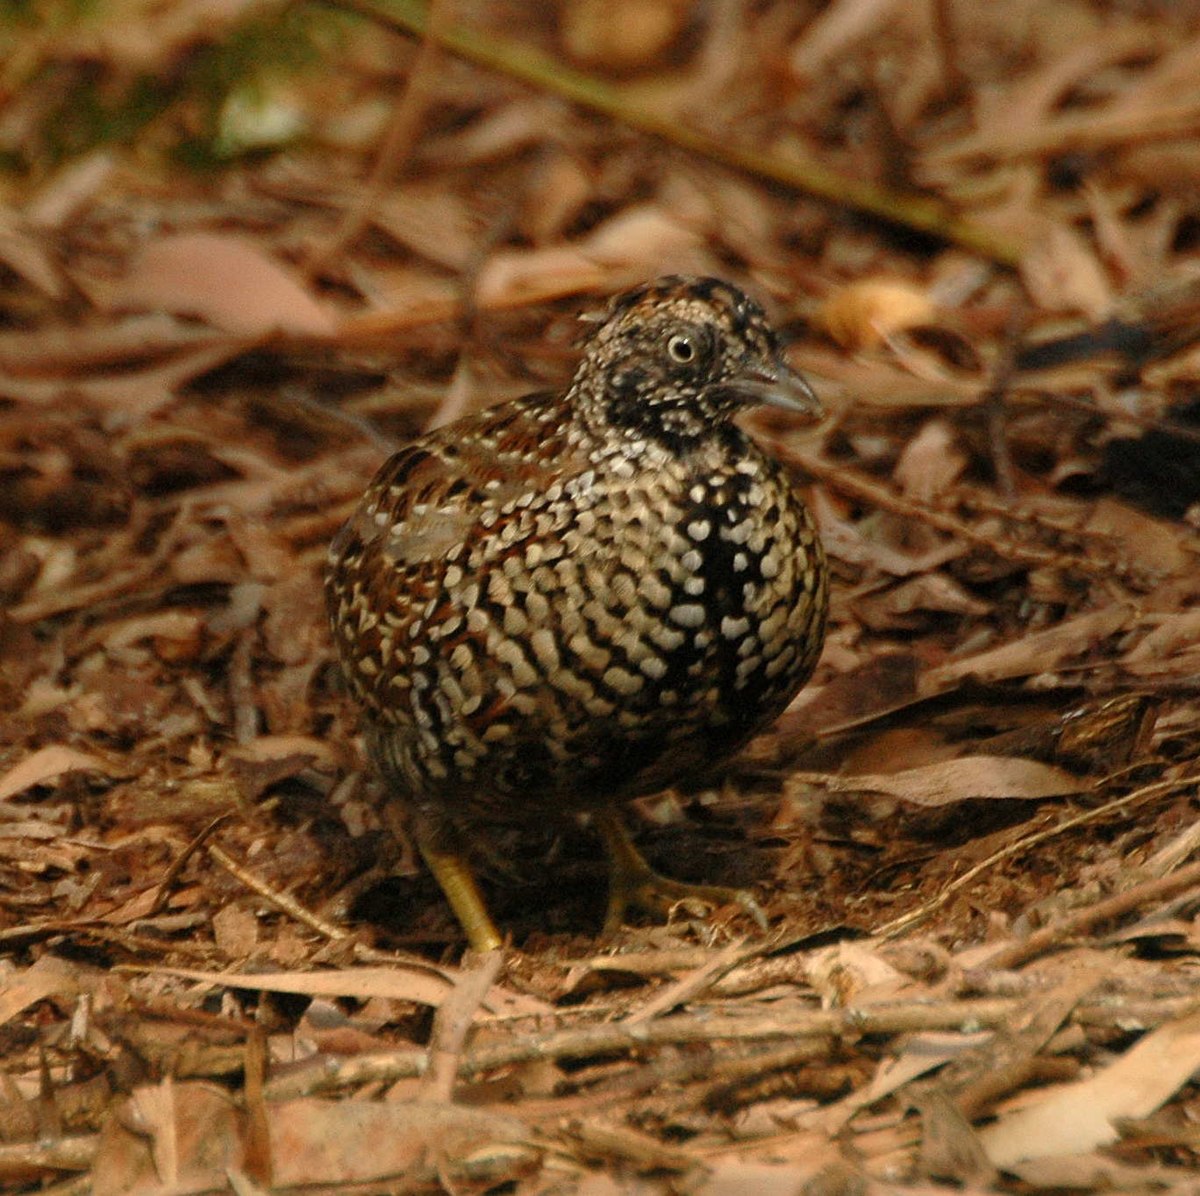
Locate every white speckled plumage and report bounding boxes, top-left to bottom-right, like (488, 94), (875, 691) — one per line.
(327, 276), (828, 944)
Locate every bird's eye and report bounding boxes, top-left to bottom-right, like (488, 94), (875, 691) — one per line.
(667, 334), (696, 363)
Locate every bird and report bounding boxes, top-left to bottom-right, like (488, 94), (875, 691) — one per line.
(326, 276), (828, 951)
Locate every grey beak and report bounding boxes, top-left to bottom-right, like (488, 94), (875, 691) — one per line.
(728, 357), (823, 420)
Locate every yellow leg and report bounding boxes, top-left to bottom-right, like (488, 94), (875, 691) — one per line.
(594, 807), (767, 936)
(414, 824), (503, 953)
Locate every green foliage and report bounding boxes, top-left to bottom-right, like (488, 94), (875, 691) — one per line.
(0, 0), (348, 173)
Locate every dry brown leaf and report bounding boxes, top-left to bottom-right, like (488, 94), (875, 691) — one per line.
(1123, 609), (1200, 673)
(806, 942), (904, 1008)
(475, 205), (703, 309)
(1083, 498), (1187, 578)
(267, 1100), (538, 1190)
(854, 574), (989, 631)
(92, 1079), (243, 1196)
(0, 212), (63, 296)
(809, 489), (966, 577)
(823, 755), (1084, 806)
(1020, 220), (1114, 319)
(211, 903), (259, 958)
(104, 232), (338, 337)
(921, 605), (1132, 692)
(789, 0), (911, 77)
(0, 956), (81, 1028)
(894, 419), (968, 503)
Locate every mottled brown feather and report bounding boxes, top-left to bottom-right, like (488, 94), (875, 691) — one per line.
(327, 276), (828, 844)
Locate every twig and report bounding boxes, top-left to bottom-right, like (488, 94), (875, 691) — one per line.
(565, 1122), (696, 1172)
(874, 772), (1199, 942)
(419, 949), (505, 1101)
(261, 987), (1200, 1101)
(786, 448), (1126, 578)
(622, 938), (752, 1026)
(0, 1137), (96, 1177)
(463, 998), (1015, 1075)
(305, 0), (446, 273)
(148, 814), (231, 917)
(981, 857), (1200, 971)
(319, 0), (1021, 266)
(208, 844), (350, 943)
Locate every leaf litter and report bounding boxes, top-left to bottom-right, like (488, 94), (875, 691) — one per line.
(3, 0), (1200, 1192)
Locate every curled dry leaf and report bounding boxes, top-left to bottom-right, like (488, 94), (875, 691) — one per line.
(105, 232), (339, 337)
(920, 605), (1133, 693)
(475, 205), (702, 309)
(0, 744), (119, 801)
(806, 941), (905, 1008)
(818, 277), (937, 350)
(143, 965), (551, 1017)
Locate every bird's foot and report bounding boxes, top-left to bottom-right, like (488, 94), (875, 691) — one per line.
(594, 807), (767, 936)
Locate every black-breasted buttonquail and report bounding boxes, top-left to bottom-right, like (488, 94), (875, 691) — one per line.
(327, 276), (828, 950)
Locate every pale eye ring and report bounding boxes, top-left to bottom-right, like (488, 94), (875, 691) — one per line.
(667, 333), (696, 363)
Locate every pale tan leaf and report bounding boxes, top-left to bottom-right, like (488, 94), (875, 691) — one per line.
(267, 1100), (537, 1189)
(824, 755), (1084, 806)
(981, 1009), (1200, 1166)
(1020, 220), (1113, 319)
(141, 965), (551, 1016)
(0, 957), (80, 1028)
(0, 745), (116, 801)
(106, 232), (338, 337)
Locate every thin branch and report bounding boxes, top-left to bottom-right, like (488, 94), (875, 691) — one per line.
(320, 0), (1022, 266)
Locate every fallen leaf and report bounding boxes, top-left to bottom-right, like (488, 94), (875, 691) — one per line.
(267, 1100), (538, 1189)
(139, 965), (551, 1016)
(980, 1009), (1200, 1166)
(105, 232), (338, 337)
(921, 606), (1132, 692)
(0, 745), (117, 801)
(823, 755), (1084, 806)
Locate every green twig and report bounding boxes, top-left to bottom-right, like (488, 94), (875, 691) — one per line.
(322, 0), (1022, 267)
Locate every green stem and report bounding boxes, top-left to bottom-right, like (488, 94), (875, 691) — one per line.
(324, 0), (1022, 267)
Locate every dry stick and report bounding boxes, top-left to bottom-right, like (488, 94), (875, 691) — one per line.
(420, 949), (505, 1102)
(305, 0), (446, 273)
(148, 814), (231, 917)
(950, 966), (1106, 1121)
(462, 998), (1016, 1076)
(320, 0), (1021, 267)
(241, 1028), (273, 1188)
(266, 997), (1009, 1099)
(205, 843), (427, 969)
(208, 844), (351, 943)
(565, 1122), (695, 1173)
(264, 988), (1200, 1101)
(874, 773), (1200, 943)
(0, 1137), (97, 1176)
(979, 298), (1031, 501)
(786, 449), (1119, 578)
(621, 938), (752, 1026)
(982, 856), (1200, 973)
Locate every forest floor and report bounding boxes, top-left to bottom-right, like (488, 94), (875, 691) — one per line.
(3, 1), (1200, 1192)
